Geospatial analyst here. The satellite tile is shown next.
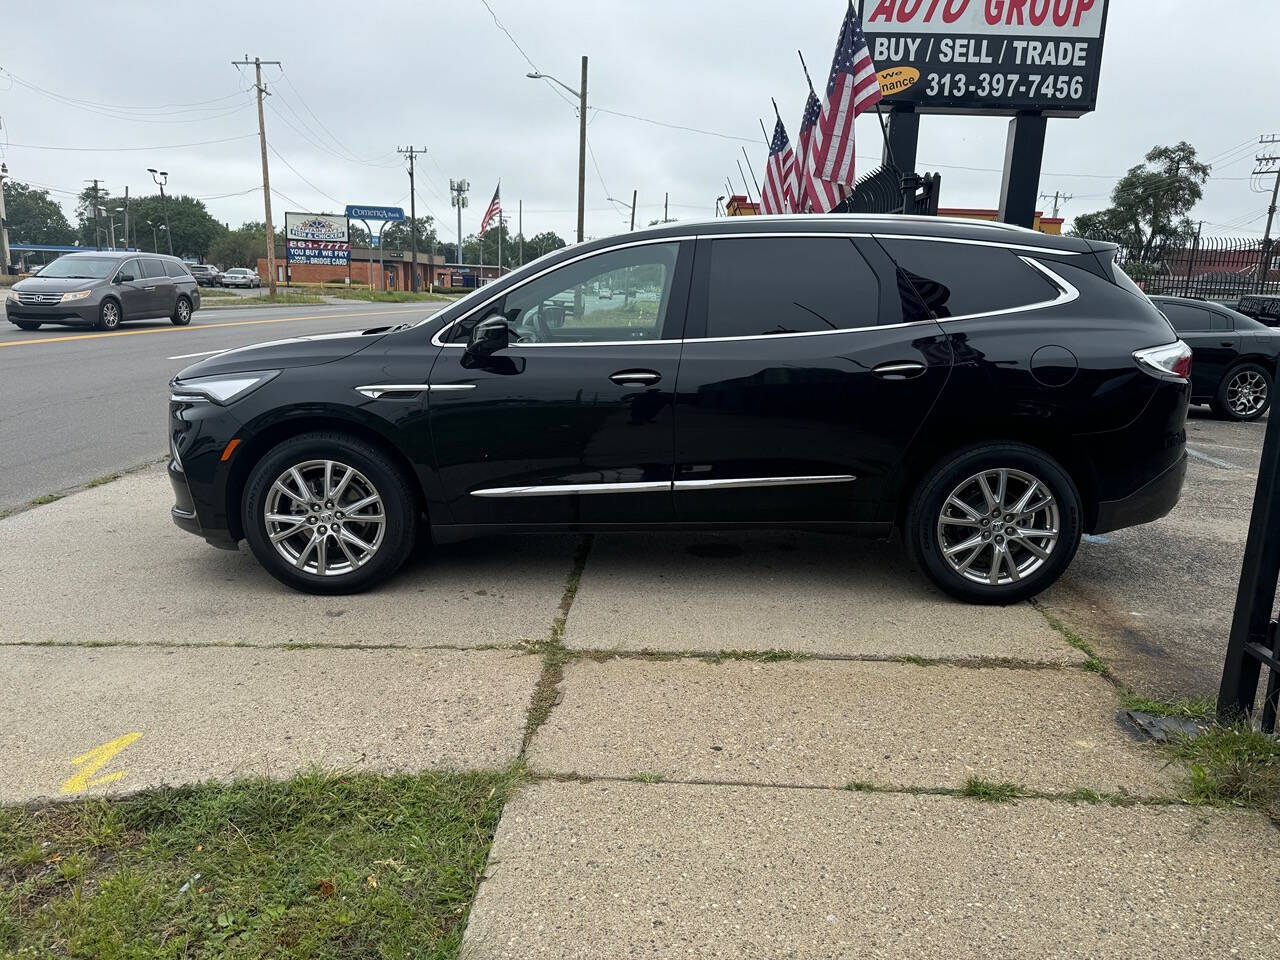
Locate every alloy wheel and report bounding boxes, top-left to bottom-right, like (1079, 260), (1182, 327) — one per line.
(1226, 370), (1268, 418)
(936, 467), (1060, 586)
(264, 459), (386, 577)
(102, 302), (120, 329)
(177, 300), (191, 322)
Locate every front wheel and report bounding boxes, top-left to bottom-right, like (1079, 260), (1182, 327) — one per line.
(242, 433), (419, 594)
(96, 299), (121, 331)
(906, 443), (1083, 605)
(1213, 363), (1271, 421)
(171, 297), (192, 326)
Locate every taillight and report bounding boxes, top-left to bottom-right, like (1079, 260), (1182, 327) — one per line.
(1133, 341), (1192, 381)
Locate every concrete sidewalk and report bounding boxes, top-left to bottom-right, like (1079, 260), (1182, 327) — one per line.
(4, 467), (1277, 958)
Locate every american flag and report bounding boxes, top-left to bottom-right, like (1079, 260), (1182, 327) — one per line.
(760, 117), (797, 215)
(811, 4), (883, 193)
(797, 89), (850, 214)
(479, 183), (501, 234)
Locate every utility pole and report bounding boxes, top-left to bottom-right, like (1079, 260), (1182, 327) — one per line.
(122, 186), (130, 252)
(664, 192), (669, 224)
(398, 145), (425, 290)
(518, 199), (523, 266)
(87, 179), (102, 251)
(234, 55), (282, 295)
(1038, 190), (1073, 220)
(0, 163), (11, 273)
(629, 189), (637, 231)
(148, 169), (174, 256)
(1255, 135), (1280, 293)
(577, 56), (588, 244)
(450, 179), (469, 270)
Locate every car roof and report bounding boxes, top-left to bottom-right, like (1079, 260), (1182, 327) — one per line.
(1153, 295), (1273, 330)
(59, 250), (180, 261)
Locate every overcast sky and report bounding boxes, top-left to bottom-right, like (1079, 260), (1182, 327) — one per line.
(1, 0), (1275, 244)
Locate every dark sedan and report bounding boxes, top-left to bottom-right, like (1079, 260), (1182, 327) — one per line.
(1151, 296), (1278, 420)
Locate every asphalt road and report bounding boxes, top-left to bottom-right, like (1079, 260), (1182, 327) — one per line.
(0, 299), (445, 514)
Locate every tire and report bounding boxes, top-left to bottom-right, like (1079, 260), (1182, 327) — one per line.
(96, 298), (122, 331)
(171, 296), (192, 326)
(242, 432), (419, 595)
(1212, 363), (1271, 421)
(906, 443), (1083, 605)
(11, 320), (41, 331)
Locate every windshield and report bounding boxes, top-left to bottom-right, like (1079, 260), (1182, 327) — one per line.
(37, 256), (120, 280)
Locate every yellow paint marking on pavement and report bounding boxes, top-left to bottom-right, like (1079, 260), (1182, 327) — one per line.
(0, 307), (422, 349)
(60, 732), (143, 794)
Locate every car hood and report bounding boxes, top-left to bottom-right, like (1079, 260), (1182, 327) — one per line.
(12, 276), (99, 294)
(175, 329), (388, 379)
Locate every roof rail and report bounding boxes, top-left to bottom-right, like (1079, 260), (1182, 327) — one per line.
(647, 213), (1041, 235)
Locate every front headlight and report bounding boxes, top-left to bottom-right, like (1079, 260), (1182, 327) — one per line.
(5, 289), (17, 302)
(61, 290), (93, 303)
(170, 370), (280, 405)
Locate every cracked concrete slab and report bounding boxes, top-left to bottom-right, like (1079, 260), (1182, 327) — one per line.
(565, 532), (1084, 663)
(0, 468), (576, 647)
(529, 658), (1176, 795)
(463, 780), (1280, 960)
(0, 644), (540, 803)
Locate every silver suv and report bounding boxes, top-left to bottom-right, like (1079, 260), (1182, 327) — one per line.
(5, 251), (201, 331)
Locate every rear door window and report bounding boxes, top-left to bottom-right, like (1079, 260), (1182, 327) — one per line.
(877, 239), (1060, 319)
(164, 260), (190, 279)
(703, 236), (880, 338)
(1159, 302), (1212, 333)
(141, 258), (167, 279)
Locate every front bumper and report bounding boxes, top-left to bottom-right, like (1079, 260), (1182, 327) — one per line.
(168, 395), (243, 550)
(6, 299), (98, 325)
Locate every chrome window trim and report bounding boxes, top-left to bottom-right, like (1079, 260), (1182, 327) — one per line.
(431, 233), (1080, 349)
(470, 475), (856, 498)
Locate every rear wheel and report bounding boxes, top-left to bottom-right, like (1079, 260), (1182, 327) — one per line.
(1213, 363), (1271, 421)
(96, 299), (121, 331)
(171, 296), (192, 326)
(242, 433), (418, 594)
(907, 443), (1082, 605)
(11, 320), (41, 331)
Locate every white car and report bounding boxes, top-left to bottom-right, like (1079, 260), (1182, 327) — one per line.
(221, 268), (261, 289)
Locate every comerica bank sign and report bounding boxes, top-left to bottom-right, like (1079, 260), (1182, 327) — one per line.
(863, 0), (1108, 116)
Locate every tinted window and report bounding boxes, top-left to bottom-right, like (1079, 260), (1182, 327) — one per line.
(497, 242), (681, 343)
(1159, 302), (1212, 332)
(38, 255), (120, 279)
(141, 258), (166, 279)
(879, 239), (1060, 319)
(117, 258), (142, 280)
(705, 237), (879, 338)
(164, 260), (190, 279)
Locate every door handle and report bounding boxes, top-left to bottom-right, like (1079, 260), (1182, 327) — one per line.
(872, 361), (926, 379)
(610, 369), (661, 385)
(1220, 341), (1234, 347)
(144, 286), (156, 291)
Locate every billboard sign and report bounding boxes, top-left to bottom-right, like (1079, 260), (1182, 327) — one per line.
(285, 212), (350, 266)
(345, 204), (405, 222)
(863, 0), (1109, 117)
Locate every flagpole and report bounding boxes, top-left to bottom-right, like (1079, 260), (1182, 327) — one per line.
(736, 157), (756, 205)
(850, 0), (899, 174)
(740, 146), (762, 198)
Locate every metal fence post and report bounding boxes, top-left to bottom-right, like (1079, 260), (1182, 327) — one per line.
(1218, 399), (1280, 730)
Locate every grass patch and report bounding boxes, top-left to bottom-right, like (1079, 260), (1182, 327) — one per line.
(1036, 610), (1111, 677)
(960, 777), (1022, 803)
(85, 474), (121, 489)
(27, 494), (63, 507)
(1122, 693), (1217, 722)
(0, 769), (515, 958)
(711, 649), (811, 664)
(1168, 725), (1280, 813)
(201, 293), (324, 309)
(327, 290), (453, 304)
(520, 536), (593, 752)
(631, 773), (665, 784)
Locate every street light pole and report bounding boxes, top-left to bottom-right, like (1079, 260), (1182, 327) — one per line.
(526, 57), (588, 243)
(0, 163), (11, 273)
(148, 169), (174, 256)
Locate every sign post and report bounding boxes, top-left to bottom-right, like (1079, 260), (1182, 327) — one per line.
(862, 0), (1110, 227)
(346, 205), (404, 291)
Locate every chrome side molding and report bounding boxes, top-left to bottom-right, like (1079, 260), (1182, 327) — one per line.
(355, 384), (476, 399)
(470, 475), (856, 498)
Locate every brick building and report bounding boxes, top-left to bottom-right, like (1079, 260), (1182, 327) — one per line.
(257, 248), (449, 291)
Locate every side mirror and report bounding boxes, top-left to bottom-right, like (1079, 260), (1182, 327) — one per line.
(465, 314), (511, 360)
(116, 272), (135, 284)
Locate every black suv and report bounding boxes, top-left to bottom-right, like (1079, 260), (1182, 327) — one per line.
(168, 215), (1190, 603)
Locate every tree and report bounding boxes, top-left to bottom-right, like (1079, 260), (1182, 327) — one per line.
(2, 181), (76, 245)
(522, 230), (568, 262)
(74, 188), (226, 259)
(379, 216), (438, 254)
(1069, 142), (1211, 257)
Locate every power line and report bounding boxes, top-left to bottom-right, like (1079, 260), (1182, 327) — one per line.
(2, 134), (257, 152)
